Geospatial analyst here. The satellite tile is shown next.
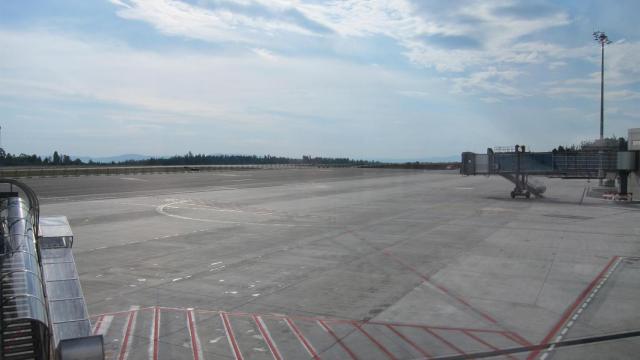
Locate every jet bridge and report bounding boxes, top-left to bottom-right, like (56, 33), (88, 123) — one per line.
(461, 144), (637, 199)
(0, 179), (103, 360)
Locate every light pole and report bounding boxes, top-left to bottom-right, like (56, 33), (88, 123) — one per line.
(593, 31), (611, 185)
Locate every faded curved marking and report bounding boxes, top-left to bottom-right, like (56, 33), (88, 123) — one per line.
(155, 201), (309, 228)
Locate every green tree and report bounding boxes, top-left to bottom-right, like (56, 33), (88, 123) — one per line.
(52, 151), (60, 165)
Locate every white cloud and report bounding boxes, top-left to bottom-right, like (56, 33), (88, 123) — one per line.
(111, 0), (319, 44)
(105, 0), (590, 101)
(252, 47), (279, 61)
(452, 67), (524, 97)
(0, 29), (443, 127)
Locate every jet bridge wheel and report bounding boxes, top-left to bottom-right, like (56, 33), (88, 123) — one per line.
(510, 191), (516, 199)
(525, 192), (531, 199)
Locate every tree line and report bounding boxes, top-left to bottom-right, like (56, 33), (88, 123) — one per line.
(0, 150), (82, 166)
(0, 149), (376, 167)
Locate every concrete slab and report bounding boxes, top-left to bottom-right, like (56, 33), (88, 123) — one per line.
(19, 168), (640, 359)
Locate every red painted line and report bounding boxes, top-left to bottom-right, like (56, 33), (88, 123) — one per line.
(462, 330), (517, 360)
(352, 322), (398, 360)
(369, 321), (507, 334)
(92, 308), (145, 318)
(382, 250), (499, 325)
(285, 318), (320, 360)
(187, 309), (202, 360)
(235, 312), (507, 334)
(159, 306), (188, 312)
(221, 312), (244, 360)
(503, 331), (533, 347)
(423, 328), (467, 356)
(526, 256), (619, 360)
(153, 307), (160, 360)
(318, 320), (358, 360)
(92, 315), (104, 335)
(386, 325), (432, 359)
(253, 315), (283, 360)
(118, 308), (138, 360)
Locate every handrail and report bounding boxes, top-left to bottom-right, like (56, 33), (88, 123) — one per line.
(0, 179), (40, 238)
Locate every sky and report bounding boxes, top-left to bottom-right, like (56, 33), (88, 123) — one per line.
(0, 0), (638, 160)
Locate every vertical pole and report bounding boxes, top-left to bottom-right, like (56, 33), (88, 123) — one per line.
(600, 43), (604, 141)
(598, 42), (605, 186)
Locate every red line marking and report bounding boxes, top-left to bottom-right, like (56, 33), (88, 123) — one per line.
(352, 322), (398, 360)
(462, 330), (517, 360)
(253, 315), (283, 360)
(423, 328), (467, 356)
(383, 250), (499, 325)
(153, 307), (160, 360)
(503, 331), (533, 347)
(318, 320), (358, 360)
(118, 309), (138, 360)
(92, 307), (511, 336)
(220, 311), (507, 334)
(187, 309), (201, 360)
(369, 321), (506, 334)
(526, 256), (619, 360)
(386, 325), (432, 359)
(92, 315), (104, 335)
(221, 312), (244, 360)
(285, 318), (320, 360)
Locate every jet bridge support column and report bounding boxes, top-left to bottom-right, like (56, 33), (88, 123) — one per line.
(509, 145), (531, 199)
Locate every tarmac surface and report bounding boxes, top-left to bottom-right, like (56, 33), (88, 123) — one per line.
(21, 168), (640, 359)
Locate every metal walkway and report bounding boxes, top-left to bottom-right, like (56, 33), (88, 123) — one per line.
(460, 145), (636, 198)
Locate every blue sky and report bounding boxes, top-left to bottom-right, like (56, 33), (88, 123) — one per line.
(0, 0), (638, 159)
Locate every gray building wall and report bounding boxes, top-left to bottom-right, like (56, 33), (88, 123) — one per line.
(629, 128), (640, 197)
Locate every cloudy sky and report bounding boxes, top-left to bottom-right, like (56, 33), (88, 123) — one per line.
(1, 0), (638, 159)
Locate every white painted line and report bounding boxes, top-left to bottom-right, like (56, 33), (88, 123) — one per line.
(539, 256), (625, 360)
(220, 312), (244, 360)
(253, 315), (283, 360)
(285, 318), (319, 360)
(555, 336), (563, 342)
(93, 315), (113, 336)
(187, 309), (204, 360)
(118, 306), (139, 360)
(149, 307), (160, 360)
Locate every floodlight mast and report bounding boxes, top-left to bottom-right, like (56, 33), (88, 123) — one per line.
(593, 31), (611, 142)
(593, 31), (611, 185)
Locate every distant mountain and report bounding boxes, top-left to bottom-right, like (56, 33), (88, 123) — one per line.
(72, 154), (151, 163)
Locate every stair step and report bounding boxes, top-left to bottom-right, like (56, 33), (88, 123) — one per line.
(3, 350), (36, 360)
(3, 336), (35, 347)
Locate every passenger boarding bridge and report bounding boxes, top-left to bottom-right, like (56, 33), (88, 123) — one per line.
(460, 129), (640, 199)
(0, 180), (103, 360)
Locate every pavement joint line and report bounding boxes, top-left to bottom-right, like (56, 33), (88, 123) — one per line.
(534, 256), (623, 360)
(352, 321), (398, 360)
(380, 249), (532, 343)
